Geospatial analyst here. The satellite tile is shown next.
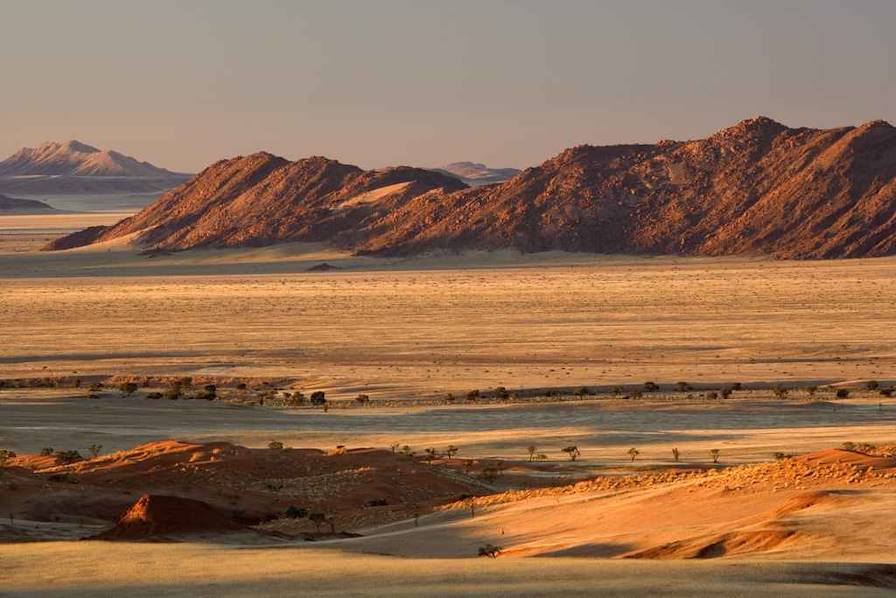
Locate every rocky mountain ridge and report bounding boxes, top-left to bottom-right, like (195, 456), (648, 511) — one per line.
(46, 117), (896, 259)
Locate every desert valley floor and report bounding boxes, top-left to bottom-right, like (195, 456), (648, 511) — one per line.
(2, 216), (895, 596)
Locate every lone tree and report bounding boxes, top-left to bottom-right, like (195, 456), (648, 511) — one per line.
(390, 442), (400, 453)
(527, 445), (537, 461)
(628, 447), (640, 462)
(561, 445), (580, 461)
(445, 445), (459, 459)
(424, 448), (438, 462)
(671, 447), (680, 462)
(710, 449), (721, 464)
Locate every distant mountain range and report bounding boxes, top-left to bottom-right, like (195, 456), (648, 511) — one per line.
(47, 117), (896, 259)
(0, 140), (190, 195)
(435, 162), (520, 185)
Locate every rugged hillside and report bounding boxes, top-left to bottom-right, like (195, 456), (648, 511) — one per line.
(0, 194), (55, 213)
(45, 154), (467, 250)
(0, 140), (190, 195)
(436, 161), (520, 185)
(47, 118), (896, 258)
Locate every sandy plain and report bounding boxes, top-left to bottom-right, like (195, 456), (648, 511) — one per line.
(2, 216), (896, 596)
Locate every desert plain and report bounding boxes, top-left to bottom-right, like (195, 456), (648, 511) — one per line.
(2, 213), (896, 596)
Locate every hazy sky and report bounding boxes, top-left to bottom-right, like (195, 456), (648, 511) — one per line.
(2, 0), (894, 172)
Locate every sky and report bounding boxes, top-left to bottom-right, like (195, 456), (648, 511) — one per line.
(1, 0), (894, 172)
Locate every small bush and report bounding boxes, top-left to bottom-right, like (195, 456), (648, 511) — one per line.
(836, 388), (850, 399)
(119, 382), (139, 396)
(880, 388), (894, 397)
(644, 381), (659, 392)
(54, 450), (83, 465)
(268, 440), (284, 450)
(39, 447), (54, 456)
(285, 505), (307, 519)
(466, 389), (480, 401)
(310, 391), (326, 406)
(493, 386), (509, 400)
(146, 392), (163, 400)
(0, 449), (16, 466)
(865, 380), (879, 390)
(478, 544), (501, 558)
(355, 394), (370, 405)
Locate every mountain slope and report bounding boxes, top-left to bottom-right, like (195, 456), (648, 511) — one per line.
(46, 117), (896, 258)
(0, 194), (56, 213)
(0, 140), (181, 177)
(45, 154), (467, 250)
(0, 140), (190, 195)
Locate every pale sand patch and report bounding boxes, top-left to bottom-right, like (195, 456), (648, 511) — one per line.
(338, 181), (412, 208)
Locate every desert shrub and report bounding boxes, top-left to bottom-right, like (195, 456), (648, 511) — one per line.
(466, 389), (480, 401)
(119, 382), (139, 396)
(706, 391), (719, 400)
(390, 442), (400, 453)
(676, 382), (690, 392)
(145, 392), (162, 400)
(400, 445), (413, 456)
(627, 447), (640, 462)
(39, 447), (54, 456)
(866, 380), (879, 390)
(204, 384), (217, 394)
(308, 512), (334, 533)
(612, 386), (624, 395)
(0, 449), (16, 466)
(445, 445), (459, 459)
(710, 449), (720, 463)
(268, 440), (284, 450)
(535, 453), (548, 461)
(54, 450), (83, 465)
(88, 383), (103, 392)
(720, 387), (734, 399)
(236, 383), (247, 390)
(285, 505), (307, 519)
(334, 445), (346, 455)
(804, 385), (818, 397)
(773, 452), (791, 460)
(561, 445), (580, 461)
(493, 386), (509, 400)
(163, 388), (181, 401)
(644, 381), (659, 392)
(445, 393), (455, 403)
(731, 382), (743, 391)
(836, 388), (850, 399)
(365, 498), (388, 507)
(88, 444), (103, 458)
(574, 386), (591, 397)
(773, 386), (789, 399)
(880, 388), (894, 397)
(479, 466), (500, 483)
(310, 391), (326, 406)
(423, 448), (438, 462)
(355, 394), (370, 405)
(478, 544), (501, 558)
